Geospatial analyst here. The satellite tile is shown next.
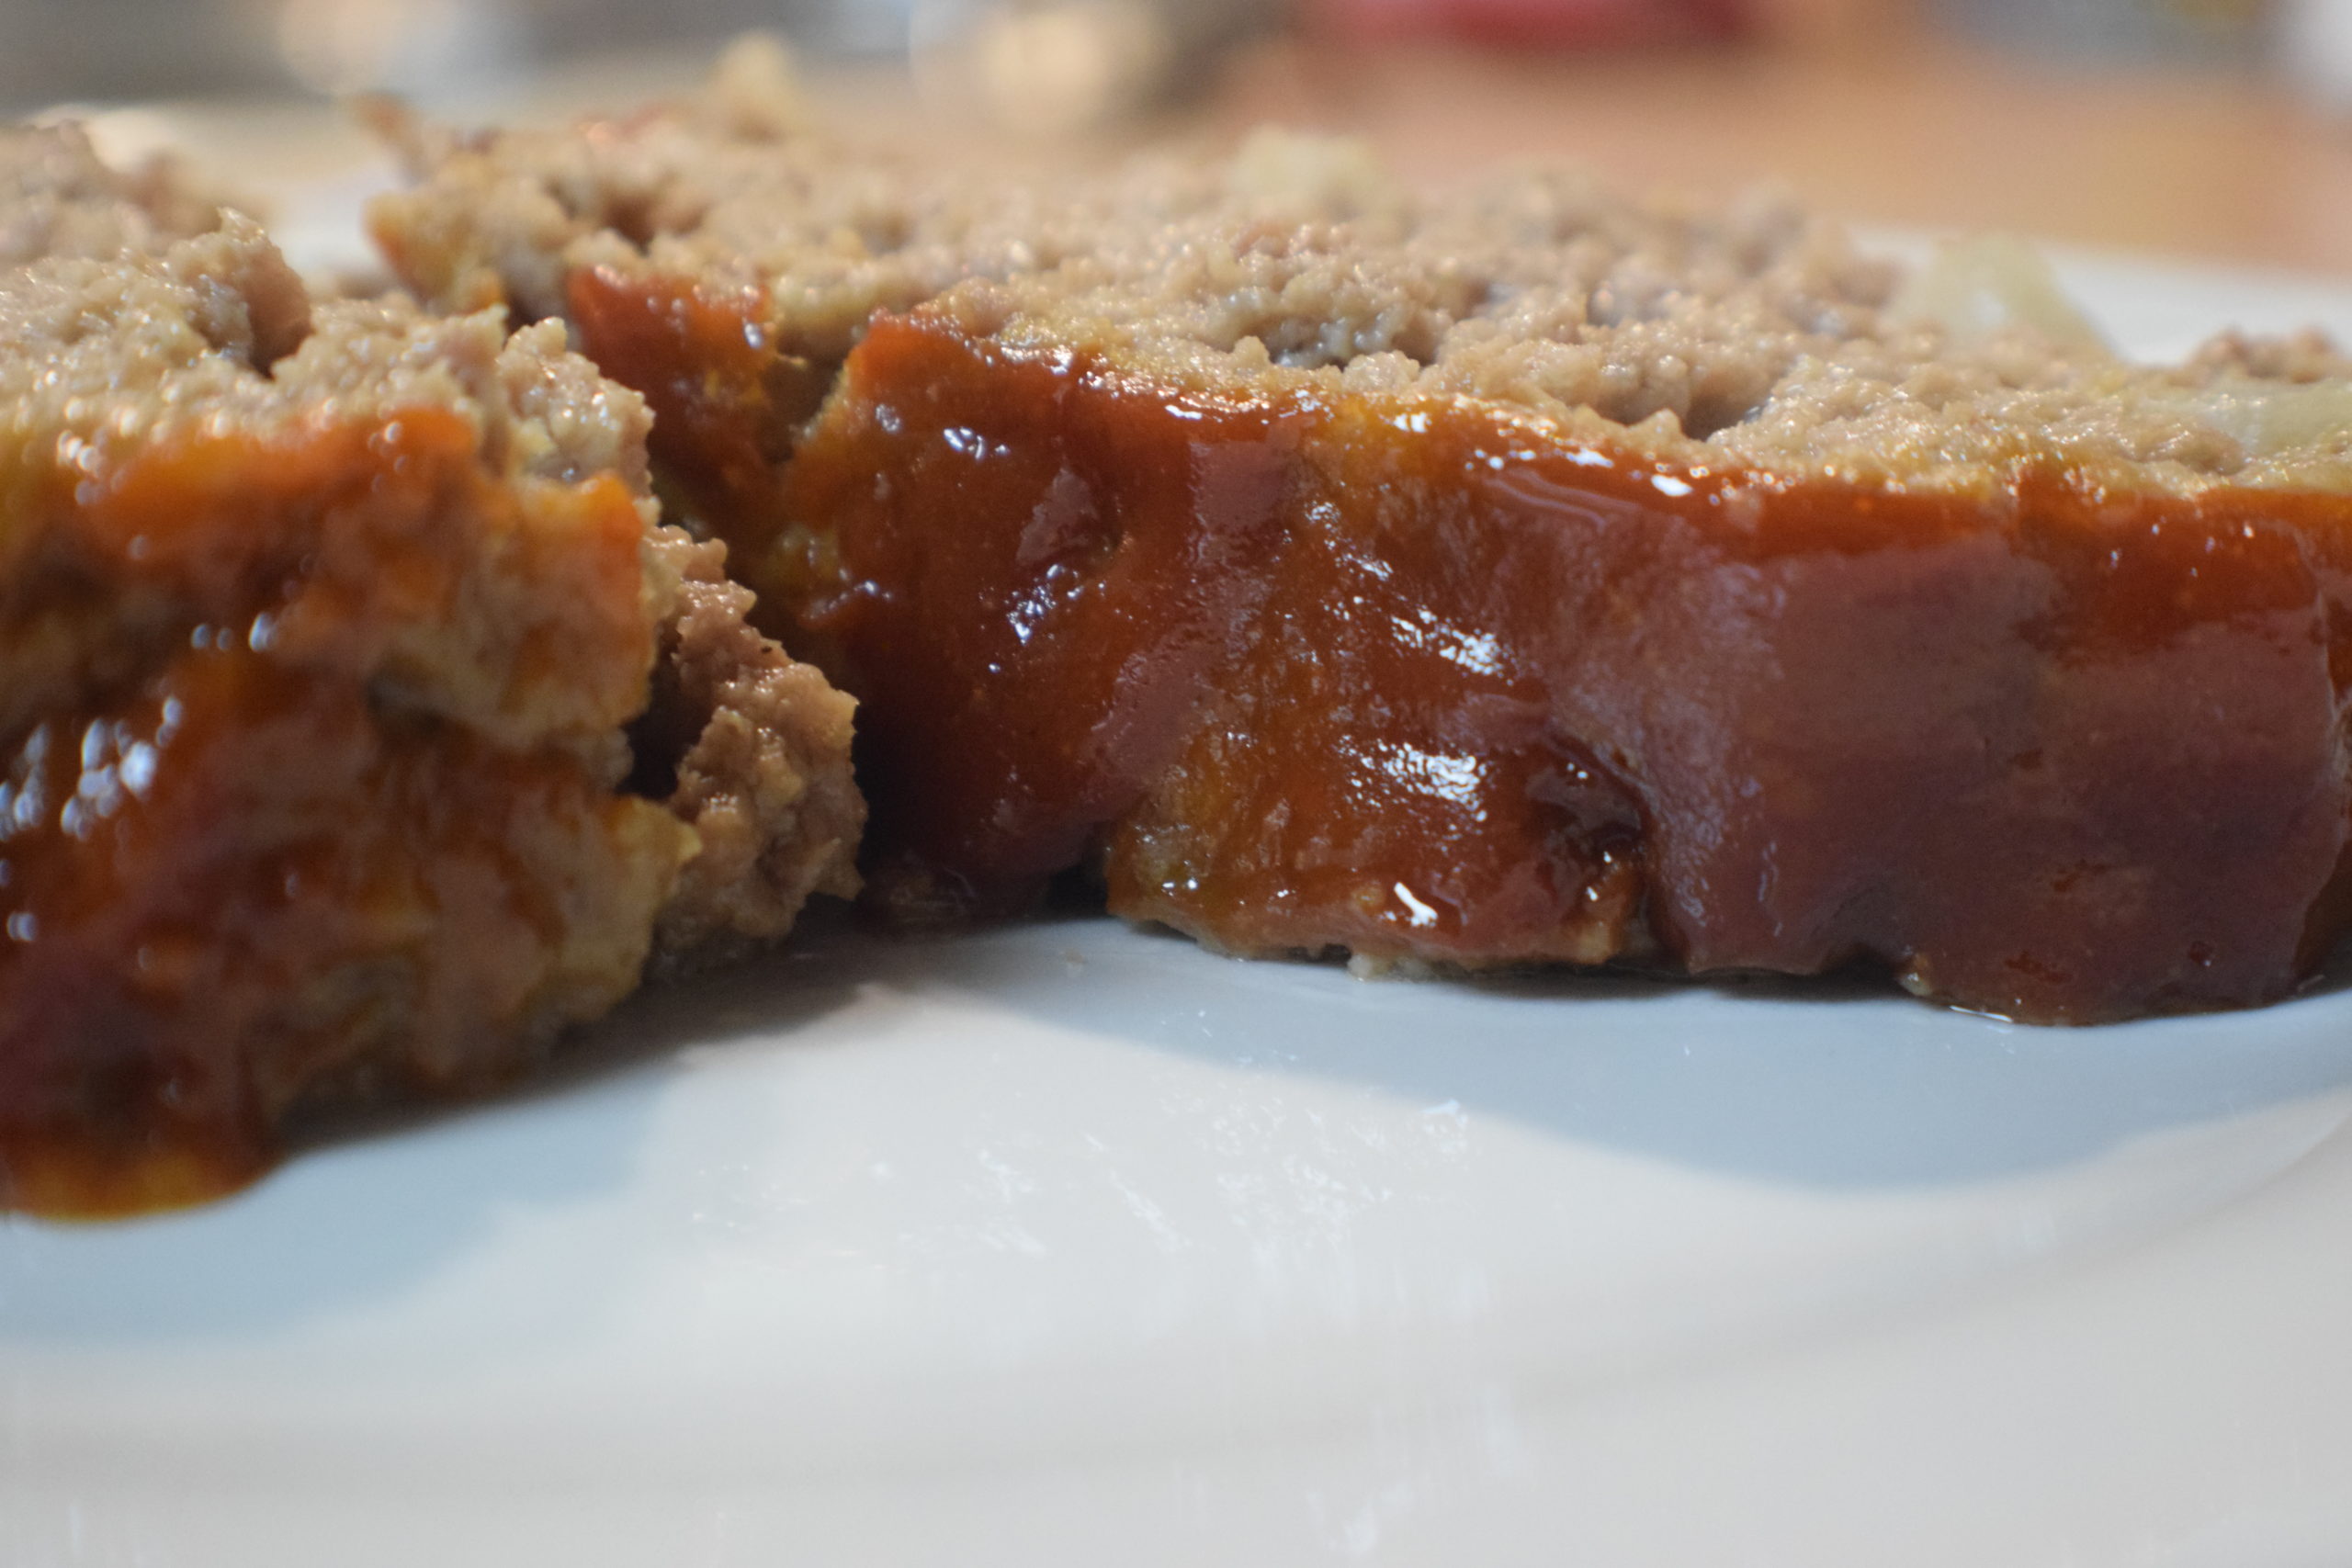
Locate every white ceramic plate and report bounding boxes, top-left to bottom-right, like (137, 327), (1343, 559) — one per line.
(8, 206), (2352, 1568)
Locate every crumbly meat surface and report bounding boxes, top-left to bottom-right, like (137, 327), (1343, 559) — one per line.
(0, 152), (857, 1213)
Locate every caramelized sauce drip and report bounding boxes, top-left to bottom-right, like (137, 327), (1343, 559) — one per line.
(1, 412), (676, 1216)
(580, 277), (2352, 1023)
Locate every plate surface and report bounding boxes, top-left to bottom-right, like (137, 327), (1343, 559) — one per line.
(7, 217), (2352, 1568)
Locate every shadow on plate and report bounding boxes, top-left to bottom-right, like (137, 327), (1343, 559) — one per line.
(0, 940), (866, 1341)
(859, 911), (2352, 1190)
(12, 908), (2352, 1345)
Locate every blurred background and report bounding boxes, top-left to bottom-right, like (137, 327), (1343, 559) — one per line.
(4, 0), (2351, 272)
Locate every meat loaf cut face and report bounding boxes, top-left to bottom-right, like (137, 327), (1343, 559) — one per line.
(0, 153), (860, 1214)
(373, 102), (2352, 1023)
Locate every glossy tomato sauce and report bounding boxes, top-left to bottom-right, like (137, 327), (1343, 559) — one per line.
(579, 277), (2352, 1024)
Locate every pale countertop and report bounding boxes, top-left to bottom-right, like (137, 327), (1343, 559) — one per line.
(1205, 33), (2352, 281)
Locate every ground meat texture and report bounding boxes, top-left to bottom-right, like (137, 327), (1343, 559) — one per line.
(638, 525), (862, 964)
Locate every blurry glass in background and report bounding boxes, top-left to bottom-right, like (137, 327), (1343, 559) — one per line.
(1931, 0), (2267, 63)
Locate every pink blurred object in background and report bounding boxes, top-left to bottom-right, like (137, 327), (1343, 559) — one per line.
(1307, 0), (1757, 47)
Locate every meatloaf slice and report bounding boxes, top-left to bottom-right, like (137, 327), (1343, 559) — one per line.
(0, 172), (857, 1214)
(373, 99), (2352, 1023)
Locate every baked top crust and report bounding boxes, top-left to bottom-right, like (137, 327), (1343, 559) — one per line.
(374, 96), (2352, 502)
